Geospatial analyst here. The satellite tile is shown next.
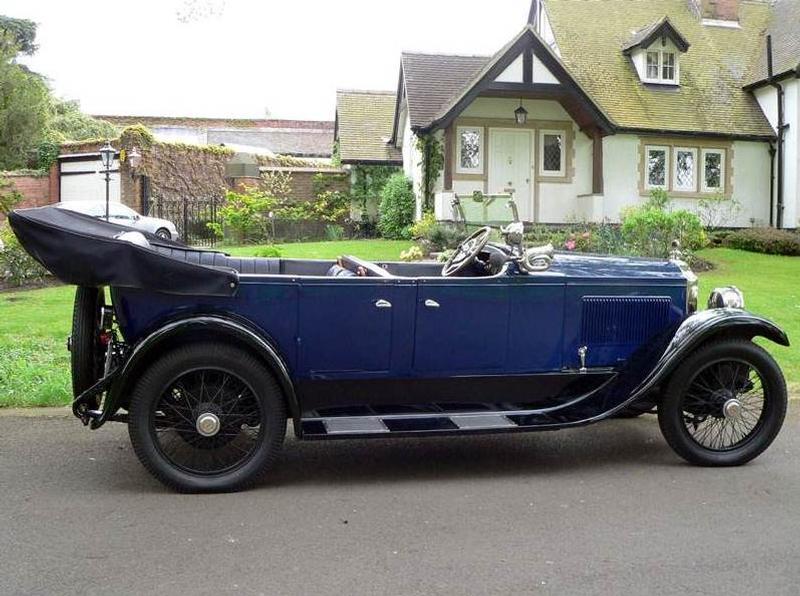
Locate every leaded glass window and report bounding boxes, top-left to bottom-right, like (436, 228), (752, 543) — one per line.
(458, 128), (482, 173)
(674, 148), (697, 191)
(646, 147), (667, 188)
(703, 149), (724, 192)
(539, 130), (565, 176)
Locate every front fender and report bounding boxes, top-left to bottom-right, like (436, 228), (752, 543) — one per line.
(94, 315), (300, 432)
(630, 308), (789, 400)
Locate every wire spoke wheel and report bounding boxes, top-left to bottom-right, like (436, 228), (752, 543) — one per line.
(658, 340), (787, 467)
(151, 369), (264, 475)
(680, 359), (765, 452)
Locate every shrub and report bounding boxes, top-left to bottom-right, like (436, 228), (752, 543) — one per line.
(724, 228), (800, 256)
(253, 245), (283, 258)
(378, 174), (415, 239)
(410, 212), (465, 253)
(400, 245), (424, 262)
(620, 191), (706, 259)
(325, 224), (345, 241)
(0, 223), (47, 287)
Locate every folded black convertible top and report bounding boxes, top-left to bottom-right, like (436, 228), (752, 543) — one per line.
(8, 206), (238, 297)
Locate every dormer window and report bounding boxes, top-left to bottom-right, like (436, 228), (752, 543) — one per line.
(645, 49), (677, 84)
(622, 17), (689, 87)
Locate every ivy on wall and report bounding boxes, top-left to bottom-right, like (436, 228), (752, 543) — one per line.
(351, 165), (400, 220)
(416, 134), (444, 212)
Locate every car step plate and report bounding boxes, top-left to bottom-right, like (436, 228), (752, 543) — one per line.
(323, 417), (389, 435)
(450, 414), (516, 430)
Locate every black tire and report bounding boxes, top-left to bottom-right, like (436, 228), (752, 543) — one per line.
(128, 342), (286, 493)
(658, 340), (787, 466)
(70, 287), (105, 404)
(155, 228), (171, 240)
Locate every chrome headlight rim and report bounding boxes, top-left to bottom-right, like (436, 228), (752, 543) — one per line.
(708, 286), (745, 310)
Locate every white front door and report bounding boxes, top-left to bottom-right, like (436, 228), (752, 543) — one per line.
(488, 129), (532, 221)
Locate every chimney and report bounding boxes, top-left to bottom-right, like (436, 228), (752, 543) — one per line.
(689, 0), (740, 22)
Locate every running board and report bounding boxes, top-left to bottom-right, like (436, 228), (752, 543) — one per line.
(301, 410), (556, 439)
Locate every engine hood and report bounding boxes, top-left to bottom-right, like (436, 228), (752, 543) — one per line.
(547, 253), (686, 281)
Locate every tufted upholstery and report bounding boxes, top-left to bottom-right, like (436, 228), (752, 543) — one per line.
(154, 246), (281, 275)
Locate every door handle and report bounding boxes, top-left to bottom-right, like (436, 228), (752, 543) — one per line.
(424, 299), (440, 309)
(375, 299), (392, 309)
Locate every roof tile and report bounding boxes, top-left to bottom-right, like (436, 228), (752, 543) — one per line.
(335, 90), (402, 164)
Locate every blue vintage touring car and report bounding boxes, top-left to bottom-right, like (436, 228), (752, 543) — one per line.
(9, 206), (789, 492)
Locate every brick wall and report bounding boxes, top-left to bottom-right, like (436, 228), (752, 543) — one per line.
(1, 166), (59, 219)
(277, 168), (349, 203)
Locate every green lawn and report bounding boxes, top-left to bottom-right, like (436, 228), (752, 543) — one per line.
(0, 246), (798, 408)
(696, 248), (799, 393)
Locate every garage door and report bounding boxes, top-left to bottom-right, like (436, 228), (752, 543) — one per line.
(60, 155), (121, 203)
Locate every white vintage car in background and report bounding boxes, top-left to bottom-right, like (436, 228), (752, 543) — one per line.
(56, 200), (180, 241)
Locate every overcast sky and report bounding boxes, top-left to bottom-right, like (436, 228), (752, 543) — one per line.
(5, 0), (531, 121)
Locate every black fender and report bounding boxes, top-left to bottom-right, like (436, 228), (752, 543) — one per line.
(93, 315), (300, 433)
(629, 308), (789, 401)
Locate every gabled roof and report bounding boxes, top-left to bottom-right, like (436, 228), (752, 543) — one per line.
(745, 0), (800, 87)
(335, 90), (402, 165)
(542, 0), (775, 139)
(621, 16), (691, 55)
(399, 26), (614, 134)
(400, 53), (489, 130)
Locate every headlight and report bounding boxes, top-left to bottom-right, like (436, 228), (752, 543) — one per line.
(688, 282), (699, 314)
(708, 286), (745, 310)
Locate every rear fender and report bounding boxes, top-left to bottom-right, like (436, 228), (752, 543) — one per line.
(630, 308), (789, 400)
(94, 315), (300, 432)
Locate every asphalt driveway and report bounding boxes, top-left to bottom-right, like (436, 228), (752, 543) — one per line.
(1, 407), (799, 595)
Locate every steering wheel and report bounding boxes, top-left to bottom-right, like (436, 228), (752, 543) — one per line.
(442, 226), (492, 277)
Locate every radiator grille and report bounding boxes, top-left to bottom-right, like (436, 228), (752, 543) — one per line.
(581, 296), (672, 346)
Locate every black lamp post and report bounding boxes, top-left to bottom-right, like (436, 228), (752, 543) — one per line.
(99, 141), (116, 221)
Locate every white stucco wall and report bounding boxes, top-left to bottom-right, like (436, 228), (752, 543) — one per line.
(602, 134), (772, 227)
(753, 80), (799, 228)
(461, 97), (571, 121)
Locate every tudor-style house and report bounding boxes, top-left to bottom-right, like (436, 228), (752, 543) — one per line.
(335, 0), (800, 228)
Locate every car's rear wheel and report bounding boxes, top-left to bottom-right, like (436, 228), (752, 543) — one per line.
(658, 340), (787, 466)
(128, 343), (286, 493)
(70, 287), (106, 406)
(155, 228), (171, 240)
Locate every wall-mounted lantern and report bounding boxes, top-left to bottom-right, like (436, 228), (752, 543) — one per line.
(514, 100), (529, 125)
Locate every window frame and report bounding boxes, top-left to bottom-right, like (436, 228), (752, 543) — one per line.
(538, 129), (567, 177)
(701, 148), (726, 193)
(672, 147), (698, 192)
(642, 49), (678, 85)
(646, 51), (660, 80)
(456, 126), (484, 175)
(644, 145), (670, 190)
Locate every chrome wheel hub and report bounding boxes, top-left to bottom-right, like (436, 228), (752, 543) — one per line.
(196, 412), (221, 437)
(723, 399), (743, 421)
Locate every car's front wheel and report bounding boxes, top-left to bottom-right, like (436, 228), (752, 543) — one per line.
(658, 339), (787, 466)
(128, 343), (286, 492)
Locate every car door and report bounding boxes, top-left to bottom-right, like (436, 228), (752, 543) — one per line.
(297, 279), (403, 376)
(413, 279), (510, 374)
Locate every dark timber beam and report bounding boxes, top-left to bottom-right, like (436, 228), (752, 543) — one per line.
(444, 124), (454, 191)
(592, 128), (604, 195)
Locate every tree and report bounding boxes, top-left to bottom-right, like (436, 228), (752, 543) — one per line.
(0, 15), (37, 55)
(47, 98), (118, 142)
(0, 44), (50, 170)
